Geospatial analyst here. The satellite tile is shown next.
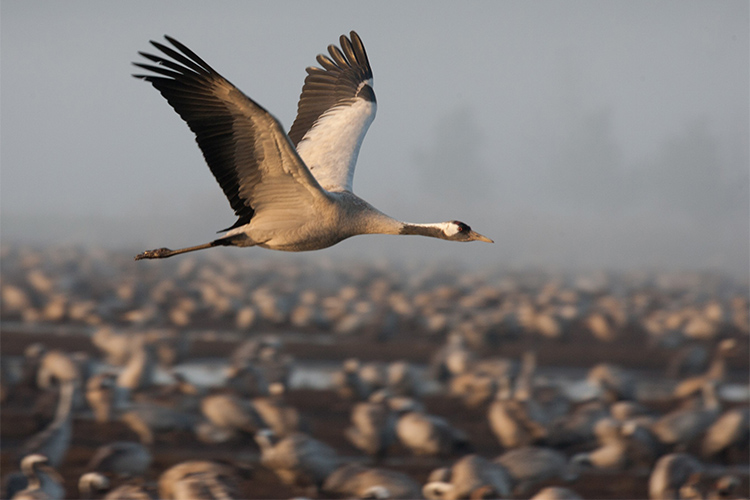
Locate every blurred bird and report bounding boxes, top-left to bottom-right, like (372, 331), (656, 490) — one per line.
(530, 487), (583, 500)
(322, 464), (422, 499)
(701, 407), (749, 459)
(79, 473), (154, 499)
(251, 383), (306, 437)
(86, 372), (116, 423)
(386, 360), (424, 398)
(332, 358), (376, 400)
(488, 376), (548, 449)
(396, 406), (470, 457)
(115, 334), (157, 405)
(422, 454), (512, 500)
(158, 460), (239, 500)
(19, 379), (75, 468)
(78, 472), (110, 500)
(570, 418), (630, 471)
(255, 430), (340, 494)
(36, 350), (80, 389)
(91, 328), (133, 366)
(587, 363), (636, 403)
(120, 406), (198, 446)
(546, 399), (609, 447)
(648, 453), (703, 500)
(132, 32), (492, 261)
(673, 338), (736, 400)
(495, 446), (580, 496)
(666, 344), (711, 379)
(345, 390), (397, 460)
(86, 441), (152, 478)
(429, 332), (475, 383)
(11, 454), (65, 500)
(651, 382), (720, 449)
(200, 393), (263, 436)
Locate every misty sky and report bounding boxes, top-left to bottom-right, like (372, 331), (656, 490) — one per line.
(2, 1), (748, 273)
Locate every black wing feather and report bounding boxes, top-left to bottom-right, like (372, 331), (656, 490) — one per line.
(287, 31), (375, 148)
(133, 37), (262, 230)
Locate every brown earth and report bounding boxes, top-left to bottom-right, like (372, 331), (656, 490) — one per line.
(1, 328), (748, 499)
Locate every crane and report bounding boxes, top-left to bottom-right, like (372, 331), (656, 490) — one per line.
(132, 31), (492, 260)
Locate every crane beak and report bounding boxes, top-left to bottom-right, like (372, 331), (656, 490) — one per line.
(469, 230), (494, 243)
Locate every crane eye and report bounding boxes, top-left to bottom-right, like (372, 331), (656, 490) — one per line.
(454, 222), (470, 232)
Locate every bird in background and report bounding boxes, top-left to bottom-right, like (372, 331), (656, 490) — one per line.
(133, 31), (492, 261)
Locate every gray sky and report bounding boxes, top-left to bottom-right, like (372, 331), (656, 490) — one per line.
(2, 1), (748, 273)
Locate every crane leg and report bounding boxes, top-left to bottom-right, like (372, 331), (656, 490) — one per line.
(134, 242), (215, 260)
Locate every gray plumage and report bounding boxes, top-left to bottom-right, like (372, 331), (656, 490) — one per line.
(200, 393), (263, 434)
(332, 358), (376, 400)
(648, 453), (703, 500)
(322, 464), (422, 499)
(345, 392), (397, 458)
(19, 380), (75, 468)
(570, 418), (630, 471)
(85, 372), (116, 423)
(396, 410), (470, 457)
(672, 338), (736, 400)
(488, 382), (549, 449)
(530, 487), (583, 500)
(86, 441), (152, 478)
(495, 446), (579, 496)
(587, 363), (637, 402)
(132, 32), (492, 261)
(255, 430), (340, 492)
(78, 472), (110, 500)
(430, 331), (475, 383)
(102, 484), (154, 500)
(651, 382), (720, 447)
(158, 461), (239, 500)
(11, 455), (65, 500)
(423, 454), (512, 500)
(36, 350), (80, 388)
(120, 406), (198, 445)
(250, 384), (305, 437)
(115, 335), (157, 397)
(701, 407), (749, 457)
(546, 400), (609, 447)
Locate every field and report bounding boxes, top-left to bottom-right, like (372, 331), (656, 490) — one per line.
(1, 245), (748, 499)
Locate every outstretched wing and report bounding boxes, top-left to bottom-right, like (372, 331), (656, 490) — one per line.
(134, 36), (328, 232)
(288, 31), (377, 192)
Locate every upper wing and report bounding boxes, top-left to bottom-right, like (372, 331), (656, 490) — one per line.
(288, 31), (377, 192)
(133, 36), (328, 232)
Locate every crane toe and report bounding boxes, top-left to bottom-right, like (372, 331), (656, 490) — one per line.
(134, 248), (173, 260)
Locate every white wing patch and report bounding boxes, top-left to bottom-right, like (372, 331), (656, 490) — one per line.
(295, 96), (376, 192)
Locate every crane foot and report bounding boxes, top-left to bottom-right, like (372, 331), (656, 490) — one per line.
(134, 248), (173, 260)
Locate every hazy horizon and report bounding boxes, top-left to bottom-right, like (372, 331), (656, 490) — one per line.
(2, 2), (748, 274)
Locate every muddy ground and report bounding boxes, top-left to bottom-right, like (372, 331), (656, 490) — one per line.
(1, 327), (748, 499)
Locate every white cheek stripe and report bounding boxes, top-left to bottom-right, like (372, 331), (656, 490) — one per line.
(440, 221), (460, 237)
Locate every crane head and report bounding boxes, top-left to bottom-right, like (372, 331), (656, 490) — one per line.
(441, 221), (494, 243)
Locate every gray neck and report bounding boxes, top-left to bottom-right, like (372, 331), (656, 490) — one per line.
(706, 354), (727, 380)
(54, 380), (76, 422)
(353, 210), (447, 240)
(702, 383), (719, 410)
(336, 192), (448, 240)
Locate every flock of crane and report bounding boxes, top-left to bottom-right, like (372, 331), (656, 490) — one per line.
(1, 244), (748, 499)
(2, 26), (746, 500)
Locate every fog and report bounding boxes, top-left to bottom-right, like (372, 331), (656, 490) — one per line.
(2, 1), (747, 273)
